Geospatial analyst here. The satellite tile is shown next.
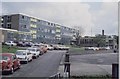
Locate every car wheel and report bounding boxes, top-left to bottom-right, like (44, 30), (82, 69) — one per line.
(26, 60), (28, 64)
(18, 65), (21, 69)
(10, 67), (14, 74)
(30, 58), (32, 62)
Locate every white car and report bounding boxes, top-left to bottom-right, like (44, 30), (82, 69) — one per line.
(91, 47), (99, 50)
(85, 47), (99, 50)
(5, 41), (17, 46)
(45, 44), (54, 50)
(27, 47), (40, 58)
(16, 50), (33, 63)
(62, 45), (70, 50)
(105, 46), (110, 50)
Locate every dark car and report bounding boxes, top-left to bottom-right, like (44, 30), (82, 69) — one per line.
(0, 53), (21, 74)
(17, 42), (25, 47)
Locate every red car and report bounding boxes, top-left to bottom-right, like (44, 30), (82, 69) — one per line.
(0, 53), (21, 74)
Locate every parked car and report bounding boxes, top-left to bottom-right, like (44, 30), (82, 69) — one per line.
(52, 44), (60, 50)
(5, 41), (17, 46)
(45, 44), (54, 50)
(27, 47), (40, 58)
(59, 45), (70, 50)
(39, 45), (48, 54)
(16, 50), (33, 63)
(85, 47), (99, 51)
(99, 47), (110, 50)
(52, 45), (69, 50)
(17, 42), (26, 47)
(33, 43), (40, 47)
(0, 53), (21, 74)
(91, 47), (99, 51)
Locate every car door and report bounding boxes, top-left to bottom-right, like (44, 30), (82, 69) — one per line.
(27, 52), (32, 60)
(12, 55), (18, 69)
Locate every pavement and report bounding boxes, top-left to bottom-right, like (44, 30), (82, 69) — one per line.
(58, 50), (118, 76)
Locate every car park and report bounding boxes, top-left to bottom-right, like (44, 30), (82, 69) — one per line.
(27, 47), (40, 58)
(5, 41), (17, 46)
(0, 53), (21, 74)
(16, 50), (33, 63)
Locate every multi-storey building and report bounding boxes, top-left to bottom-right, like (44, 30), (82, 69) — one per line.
(1, 13), (77, 44)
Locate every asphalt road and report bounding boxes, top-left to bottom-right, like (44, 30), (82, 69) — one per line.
(70, 52), (118, 65)
(2, 50), (66, 77)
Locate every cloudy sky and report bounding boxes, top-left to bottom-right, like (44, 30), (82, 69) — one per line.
(1, 2), (118, 36)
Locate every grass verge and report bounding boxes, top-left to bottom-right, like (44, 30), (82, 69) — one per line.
(2, 45), (24, 53)
(69, 46), (85, 55)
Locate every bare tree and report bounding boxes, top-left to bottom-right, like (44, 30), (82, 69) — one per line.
(73, 26), (85, 37)
(71, 26), (85, 46)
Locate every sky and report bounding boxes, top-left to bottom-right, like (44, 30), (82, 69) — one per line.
(1, 1), (118, 36)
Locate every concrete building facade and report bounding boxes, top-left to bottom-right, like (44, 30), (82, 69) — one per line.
(1, 14), (77, 44)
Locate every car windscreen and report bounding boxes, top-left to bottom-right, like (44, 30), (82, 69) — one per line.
(27, 49), (36, 51)
(16, 51), (26, 55)
(0, 55), (9, 60)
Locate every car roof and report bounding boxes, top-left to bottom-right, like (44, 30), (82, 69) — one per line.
(17, 50), (28, 52)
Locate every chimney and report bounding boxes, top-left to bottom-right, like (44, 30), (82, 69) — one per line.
(102, 30), (104, 36)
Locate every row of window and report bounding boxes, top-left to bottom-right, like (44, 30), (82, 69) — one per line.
(30, 24), (37, 28)
(30, 30), (37, 34)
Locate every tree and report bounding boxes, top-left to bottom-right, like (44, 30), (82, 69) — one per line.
(72, 26), (85, 46)
(93, 36), (106, 47)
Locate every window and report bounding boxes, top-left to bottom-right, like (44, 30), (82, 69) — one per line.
(48, 22), (50, 25)
(30, 18), (37, 22)
(56, 34), (61, 37)
(51, 23), (53, 26)
(56, 29), (61, 32)
(21, 25), (27, 28)
(44, 29), (48, 32)
(24, 25), (26, 28)
(12, 55), (17, 60)
(30, 30), (37, 34)
(22, 16), (24, 19)
(1, 18), (3, 21)
(33, 35), (36, 39)
(30, 24), (37, 28)
(7, 24), (11, 29)
(51, 30), (55, 34)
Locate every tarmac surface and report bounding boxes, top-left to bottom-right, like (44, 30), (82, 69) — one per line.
(59, 50), (118, 76)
